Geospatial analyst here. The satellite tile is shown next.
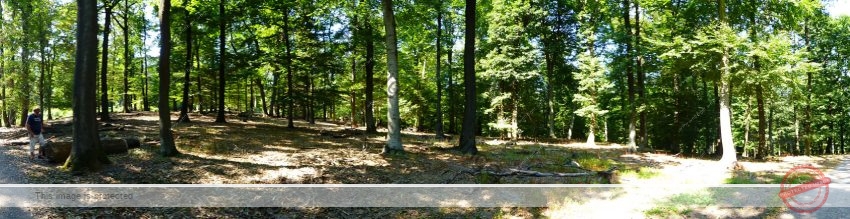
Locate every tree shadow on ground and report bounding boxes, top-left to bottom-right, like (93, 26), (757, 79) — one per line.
(19, 112), (677, 217)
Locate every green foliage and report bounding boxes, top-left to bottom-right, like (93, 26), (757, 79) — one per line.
(572, 51), (612, 139)
(1, 0), (849, 158)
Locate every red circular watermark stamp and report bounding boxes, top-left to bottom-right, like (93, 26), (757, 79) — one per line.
(778, 164), (831, 213)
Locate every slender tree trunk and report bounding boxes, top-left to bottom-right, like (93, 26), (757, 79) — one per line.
(39, 34), (46, 112)
(122, 0), (131, 113)
(47, 48), (55, 119)
(142, 17), (150, 111)
(795, 108), (800, 154)
(365, 16), (376, 133)
(634, 0), (646, 148)
(100, 3), (114, 121)
(350, 53), (357, 127)
(0, 0), (5, 127)
(382, 0), (403, 154)
(271, 65), (280, 117)
(65, 0), (111, 172)
(743, 97), (751, 157)
(755, 84), (766, 158)
(249, 79), (255, 111)
(284, 10), (295, 128)
(214, 0), (227, 123)
(178, 10), (192, 123)
(624, 0), (636, 150)
(836, 120), (847, 154)
(511, 81), (519, 141)
(458, 0), (477, 154)
(307, 75), (315, 124)
(769, 103), (775, 155)
(673, 73), (681, 153)
(255, 78), (267, 116)
(19, 4), (32, 127)
(195, 40), (202, 112)
(804, 22), (813, 155)
(541, 21), (557, 139)
(435, 4), (444, 139)
(447, 38), (456, 134)
(587, 115), (596, 146)
(158, 0), (179, 156)
(545, 53), (556, 139)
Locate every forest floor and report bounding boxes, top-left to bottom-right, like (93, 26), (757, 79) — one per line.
(0, 111), (846, 218)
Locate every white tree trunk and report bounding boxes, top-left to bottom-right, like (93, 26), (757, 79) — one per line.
(719, 53), (736, 166)
(382, 0), (403, 152)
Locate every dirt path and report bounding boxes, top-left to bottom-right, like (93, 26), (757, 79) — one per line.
(544, 154), (734, 218)
(0, 138), (34, 219)
(778, 157), (850, 219)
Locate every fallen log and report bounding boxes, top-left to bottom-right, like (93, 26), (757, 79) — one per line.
(39, 138), (141, 163)
(457, 166), (619, 184)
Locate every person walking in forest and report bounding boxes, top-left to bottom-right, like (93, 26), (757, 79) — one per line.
(25, 108), (46, 159)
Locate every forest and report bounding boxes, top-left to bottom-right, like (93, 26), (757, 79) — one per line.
(2, 0), (850, 217)
(0, 0), (849, 169)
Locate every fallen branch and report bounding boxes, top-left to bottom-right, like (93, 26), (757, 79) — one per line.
(454, 166), (619, 184)
(465, 167), (617, 178)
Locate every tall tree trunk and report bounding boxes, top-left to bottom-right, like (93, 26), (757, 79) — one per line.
(65, 0), (111, 172)
(748, 1), (767, 159)
(458, 0), (477, 154)
(0, 0), (5, 127)
(804, 21), (813, 155)
(673, 74), (681, 153)
(100, 3), (114, 121)
(19, 3), (32, 127)
(271, 65), (280, 117)
(39, 32), (47, 112)
(284, 9), (295, 128)
(364, 15), (376, 133)
(545, 54), (556, 139)
(142, 16), (151, 111)
(382, 0), (403, 154)
(756, 85), (767, 158)
(510, 81), (519, 141)
(542, 19), (557, 139)
(47, 47), (55, 119)
(634, 0), (646, 148)
(214, 0), (227, 123)
(350, 53), (357, 127)
(435, 3), (444, 139)
(178, 9), (192, 123)
(122, 0), (131, 113)
(762, 102), (782, 156)
(743, 97), (751, 157)
(195, 39), (202, 112)
(158, 0), (179, 156)
(717, 0), (736, 166)
(307, 75), (315, 124)
(624, 0), (636, 150)
(447, 37), (456, 134)
(795, 107), (800, 154)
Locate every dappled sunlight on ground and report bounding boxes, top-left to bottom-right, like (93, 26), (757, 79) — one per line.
(6, 111), (840, 217)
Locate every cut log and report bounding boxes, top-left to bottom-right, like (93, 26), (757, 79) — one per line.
(39, 138), (141, 163)
(40, 141), (71, 163)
